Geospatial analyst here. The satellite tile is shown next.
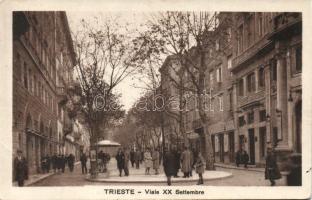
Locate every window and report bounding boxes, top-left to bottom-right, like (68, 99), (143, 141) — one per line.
(209, 71), (214, 86)
(229, 91), (233, 111)
(270, 59), (277, 81)
(238, 79), (244, 96)
(34, 75), (37, 96)
(23, 62), (28, 89)
(247, 72), (255, 92)
(227, 27), (232, 42)
(259, 127), (266, 158)
(273, 127), (278, 147)
(219, 96), (223, 111)
(227, 56), (232, 69)
(259, 110), (266, 122)
(216, 67), (222, 83)
(258, 67), (265, 88)
(258, 13), (263, 37)
(216, 40), (220, 51)
(238, 25), (244, 53)
(295, 46), (302, 72)
(239, 116), (245, 127)
(210, 97), (214, 111)
(247, 111), (254, 124)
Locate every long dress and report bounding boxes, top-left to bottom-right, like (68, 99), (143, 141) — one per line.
(144, 151), (153, 168)
(180, 150), (192, 173)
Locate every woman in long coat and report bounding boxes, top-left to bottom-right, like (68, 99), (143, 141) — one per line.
(195, 151), (205, 185)
(152, 148), (160, 175)
(265, 147), (281, 186)
(144, 149), (153, 175)
(163, 148), (176, 186)
(180, 147), (192, 178)
(115, 148), (125, 177)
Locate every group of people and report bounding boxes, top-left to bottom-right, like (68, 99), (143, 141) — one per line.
(97, 151), (111, 173)
(50, 153), (76, 173)
(163, 146), (205, 185)
(235, 148), (249, 168)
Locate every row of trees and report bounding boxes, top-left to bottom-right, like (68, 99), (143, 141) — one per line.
(70, 12), (232, 177)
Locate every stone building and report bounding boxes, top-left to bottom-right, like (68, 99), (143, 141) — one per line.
(12, 11), (77, 174)
(230, 12), (302, 167)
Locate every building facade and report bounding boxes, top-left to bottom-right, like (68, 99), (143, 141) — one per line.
(12, 11), (80, 174)
(160, 12), (302, 168)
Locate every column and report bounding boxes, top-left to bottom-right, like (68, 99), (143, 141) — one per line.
(276, 51), (288, 146)
(243, 76), (247, 97)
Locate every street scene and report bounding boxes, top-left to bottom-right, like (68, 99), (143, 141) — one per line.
(12, 11), (302, 187)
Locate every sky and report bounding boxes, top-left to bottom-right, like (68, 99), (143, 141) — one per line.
(67, 12), (154, 111)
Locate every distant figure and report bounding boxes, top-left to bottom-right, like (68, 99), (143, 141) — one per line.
(287, 153), (302, 186)
(190, 148), (196, 177)
(115, 148), (125, 177)
(61, 154), (66, 173)
(51, 154), (57, 172)
(41, 155), (47, 173)
(130, 149), (135, 168)
(124, 147), (130, 176)
(236, 148), (249, 168)
(172, 147), (181, 177)
(181, 146), (192, 178)
(68, 154), (75, 172)
(152, 148), (160, 175)
(242, 150), (249, 168)
(265, 147), (281, 186)
(195, 151), (205, 185)
(134, 149), (141, 169)
(46, 155), (51, 173)
(57, 154), (62, 173)
(144, 148), (153, 175)
(163, 147), (175, 186)
(80, 152), (88, 174)
(13, 150), (28, 187)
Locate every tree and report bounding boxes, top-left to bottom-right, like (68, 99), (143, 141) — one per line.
(71, 16), (143, 177)
(139, 12), (232, 170)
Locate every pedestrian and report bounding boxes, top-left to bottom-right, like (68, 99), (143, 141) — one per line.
(140, 151), (144, 164)
(172, 146), (181, 177)
(80, 152), (88, 174)
(195, 151), (205, 185)
(46, 155), (51, 173)
(190, 148), (196, 177)
(124, 147), (130, 176)
(265, 147), (281, 186)
(287, 153), (302, 186)
(115, 148), (125, 177)
(57, 154), (62, 173)
(41, 155), (47, 173)
(242, 150), (249, 168)
(180, 146), (192, 178)
(130, 149), (135, 168)
(61, 154), (66, 173)
(235, 148), (243, 167)
(134, 149), (141, 169)
(152, 148), (160, 175)
(13, 150), (28, 187)
(68, 154), (75, 172)
(52, 153), (57, 172)
(163, 147), (175, 186)
(144, 148), (153, 175)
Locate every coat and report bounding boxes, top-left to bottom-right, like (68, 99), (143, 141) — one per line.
(124, 150), (130, 168)
(163, 151), (176, 176)
(144, 151), (153, 168)
(265, 153), (281, 180)
(195, 154), (205, 174)
(134, 151), (141, 162)
(152, 151), (160, 170)
(116, 152), (125, 169)
(14, 156), (28, 182)
(180, 149), (192, 173)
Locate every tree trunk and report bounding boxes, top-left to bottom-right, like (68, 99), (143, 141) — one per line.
(89, 125), (99, 178)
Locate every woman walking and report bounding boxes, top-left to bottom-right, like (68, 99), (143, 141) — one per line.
(116, 148), (125, 177)
(195, 151), (205, 185)
(144, 148), (153, 175)
(265, 147), (281, 186)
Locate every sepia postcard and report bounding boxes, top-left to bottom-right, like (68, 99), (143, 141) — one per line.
(0, 0), (311, 199)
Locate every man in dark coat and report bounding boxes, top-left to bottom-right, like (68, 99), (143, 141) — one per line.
(80, 152), (88, 174)
(46, 155), (51, 173)
(242, 150), (249, 168)
(287, 153), (302, 186)
(163, 147), (176, 186)
(57, 154), (62, 173)
(68, 154), (75, 172)
(265, 147), (281, 186)
(51, 154), (57, 172)
(41, 155), (47, 173)
(61, 154), (66, 173)
(130, 149), (135, 168)
(115, 148), (125, 177)
(134, 149), (141, 169)
(13, 150), (28, 186)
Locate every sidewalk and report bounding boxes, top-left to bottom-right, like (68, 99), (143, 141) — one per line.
(13, 161), (80, 187)
(85, 159), (232, 183)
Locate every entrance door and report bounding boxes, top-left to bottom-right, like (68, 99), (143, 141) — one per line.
(228, 132), (235, 163)
(248, 129), (255, 165)
(259, 127), (266, 160)
(219, 134), (224, 163)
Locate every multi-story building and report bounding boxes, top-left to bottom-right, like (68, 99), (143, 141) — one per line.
(12, 11), (78, 174)
(231, 12), (302, 167)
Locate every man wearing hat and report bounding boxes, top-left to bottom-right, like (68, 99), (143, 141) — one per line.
(13, 150), (28, 186)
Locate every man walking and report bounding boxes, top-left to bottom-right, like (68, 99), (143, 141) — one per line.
(130, 149), (135, 168)
(116, 148), (125, 177)
(265, 147), (281, 186)
(163, 147), (175, 186)
(134, 149), (141, 169)
(124, 147), (130, 176)
(181, 146), (192, 178)
(152, 148), (160, 175)
(80, 152), (88, 174)
(13, 150), (28, 187)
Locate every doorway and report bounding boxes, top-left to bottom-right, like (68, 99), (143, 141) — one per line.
(295, 100), (302, 153)
(228, 132), (235, 163)
(219, 134), (224, 163)
(248, 129), (255, 165)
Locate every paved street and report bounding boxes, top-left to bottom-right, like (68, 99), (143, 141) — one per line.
(31, 160), (286, 186)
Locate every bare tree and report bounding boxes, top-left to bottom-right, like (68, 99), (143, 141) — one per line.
(70, 16), (143, 177)
(139, 12), (232, 170)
